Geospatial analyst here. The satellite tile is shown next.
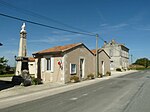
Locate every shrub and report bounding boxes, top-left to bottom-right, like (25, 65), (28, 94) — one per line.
(32, 77), (43, 85)
(87, 74), (95, 79)
(106, 71), (111, 76)
(6, 70), (15, 74)
(70, 76), (80, 83)
(98, 73), (102, 78)
(116, 68), (122, 72)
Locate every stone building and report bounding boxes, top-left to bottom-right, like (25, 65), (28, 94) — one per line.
(33, 43), (111, 83)
(91, 49), (110, 76)
(33, 43), (95, 83)
(102, 40), (129, 71)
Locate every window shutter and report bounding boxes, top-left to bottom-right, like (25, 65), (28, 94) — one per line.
(44, 58), (47, 71)
(51, 57), (54, 72)
(41, 58), (46, 72)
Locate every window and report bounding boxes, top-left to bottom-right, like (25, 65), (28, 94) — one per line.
(46, 58), (51, 70)
(41, 57), (54, 72)
(70, 64), (76, 74)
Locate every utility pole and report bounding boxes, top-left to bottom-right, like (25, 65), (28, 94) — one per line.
(96, 34), (99, 78)
(130, 54), (133, 64)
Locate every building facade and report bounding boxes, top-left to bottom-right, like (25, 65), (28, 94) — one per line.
(33, 43), (95, 83)
(33, 43), (110, 83)
(102, 40), (129, 71)
(91, 49), (110, 76)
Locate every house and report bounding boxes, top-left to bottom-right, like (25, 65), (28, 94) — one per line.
(91, 49), (110, 76)
(102, 40), (129, 71)
(32, 43), (95, 83)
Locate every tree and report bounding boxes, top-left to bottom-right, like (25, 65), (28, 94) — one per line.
(0, 57), (8, 74)
(134, 58), (150, 68)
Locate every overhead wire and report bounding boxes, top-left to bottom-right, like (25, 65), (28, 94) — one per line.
(0, 1), (134, 62)
(0, 0), (95, 35)
(0, 0), (130, 55)
(0, 12), (96, 36)
(98, 36), (106, 42)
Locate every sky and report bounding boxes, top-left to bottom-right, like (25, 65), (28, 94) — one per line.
(0, 0), (150, 66)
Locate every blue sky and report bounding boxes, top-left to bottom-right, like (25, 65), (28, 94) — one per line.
(0, 0), (150, 66)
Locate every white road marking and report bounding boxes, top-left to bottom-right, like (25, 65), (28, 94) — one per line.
(92, 87), (103, 92)
(70, 97), (78, 100)
(69, 93), (88, 101)
(82, 93), (88, 96)
(93, 89), (97, 92)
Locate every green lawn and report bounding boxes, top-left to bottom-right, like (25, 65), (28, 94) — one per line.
(0, 74), (35, 77)
(0, 74), (14, 77)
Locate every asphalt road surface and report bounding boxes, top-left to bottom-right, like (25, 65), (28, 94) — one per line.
(1, 70), (150, 112)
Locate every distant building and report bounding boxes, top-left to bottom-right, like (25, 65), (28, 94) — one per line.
(102, 40), (129, 71)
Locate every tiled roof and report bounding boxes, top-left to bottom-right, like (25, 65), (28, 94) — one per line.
(28, 57), (35, 62)
(34, 43), (83, 55)
(91, 49), (96, 54)
(91, 49), (110, 58)
(91, 49), (103, 55)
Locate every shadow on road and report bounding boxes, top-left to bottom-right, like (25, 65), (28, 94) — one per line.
(0, 80), (14, 91)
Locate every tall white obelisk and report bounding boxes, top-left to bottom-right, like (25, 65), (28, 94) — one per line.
(15, 23), (28, 75)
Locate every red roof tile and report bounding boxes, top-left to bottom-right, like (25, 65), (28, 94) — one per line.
(34, 43), (83, 55)
(91, 49), (110, 58)
(91, 49), (103, 55)
(91, 49), (96, 54)
(28, 57), (35, 62)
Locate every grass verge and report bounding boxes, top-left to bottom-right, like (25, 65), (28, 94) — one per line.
(0, 74), (14, 77)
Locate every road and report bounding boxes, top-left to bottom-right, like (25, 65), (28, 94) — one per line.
(1, 70), (150, 112)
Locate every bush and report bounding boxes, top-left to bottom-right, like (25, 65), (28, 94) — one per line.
(0, 71), (5, 75)
(106, 71), (111, 76)
(6, 70), (15, 74)
(116, 68), (122, 72)
(87, 74), (95, 79)
(32, 77), (43, 85)
(98, 73), (102, 78)
(70, 76), (80, 83)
